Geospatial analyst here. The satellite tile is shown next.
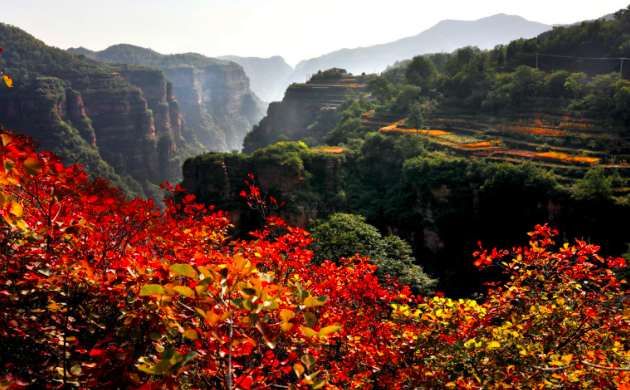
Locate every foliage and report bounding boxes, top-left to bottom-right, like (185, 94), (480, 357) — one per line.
(367, 76), (395, 104)
(574, 167), (619, 201)
(404, 55), (438, 92)
(308, 213), (437, 295)
(310, 68), (350, 81)
(406, 102), (426, 131)
(2, 129), (630, 388)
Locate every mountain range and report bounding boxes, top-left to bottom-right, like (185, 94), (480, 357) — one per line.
(278, 14), (553, 99)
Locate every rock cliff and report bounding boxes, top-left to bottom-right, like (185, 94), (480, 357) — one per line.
(0, 23), (195, 199)
(242, 76), (368, 154)
(68, 44), (265, 152)
(180, 144), (346, 232)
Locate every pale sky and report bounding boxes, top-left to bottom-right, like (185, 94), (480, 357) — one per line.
(3, 0), (628, 66)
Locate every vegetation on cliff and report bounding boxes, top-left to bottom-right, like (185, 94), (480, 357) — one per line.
(0, 23), (203, 199)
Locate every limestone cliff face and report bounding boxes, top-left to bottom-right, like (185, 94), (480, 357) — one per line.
(180, 150), (345, 232)
(68, 44), (266, 152)
(0, 23), (202, 199)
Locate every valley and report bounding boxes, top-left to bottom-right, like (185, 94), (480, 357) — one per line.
(2, 4), (630, 388)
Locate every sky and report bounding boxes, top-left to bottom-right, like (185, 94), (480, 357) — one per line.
(2, 0), (628, 67)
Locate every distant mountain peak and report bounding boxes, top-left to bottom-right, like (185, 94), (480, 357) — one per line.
(278, 13), (552, 101)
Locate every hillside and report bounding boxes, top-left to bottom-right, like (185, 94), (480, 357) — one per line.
(281, 14), (552, 96)
(218, 55), (293, 102)
(242, 69), (371, 153)
(68, 44), (265, 151)
(180, 7), (630, 296)
(0, 23), (202, 199)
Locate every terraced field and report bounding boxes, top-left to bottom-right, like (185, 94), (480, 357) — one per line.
(361, 110), (630, 194)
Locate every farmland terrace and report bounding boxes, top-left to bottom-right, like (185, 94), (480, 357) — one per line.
(361, 110), (630, 195)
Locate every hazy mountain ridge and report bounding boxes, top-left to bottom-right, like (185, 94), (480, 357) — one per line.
(218, 55), (293, 103)
(280, 14), (552, 98)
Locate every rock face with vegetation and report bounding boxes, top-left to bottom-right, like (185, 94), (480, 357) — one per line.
(0, 23), (202, 198)
(69, 44), (265, 151)
(218, 55), (294, 102)
(242, 69), (370, 153)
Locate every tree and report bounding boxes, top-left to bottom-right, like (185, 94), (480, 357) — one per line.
(404, 55), (438, 92)
(406, 101), (426, 131)
(368, 76), (395, 104)
(574, 167), (614, 201)
(308, 213), (436, 295)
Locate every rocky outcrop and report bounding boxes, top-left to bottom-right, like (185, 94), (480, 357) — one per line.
(242, 77), (366, 153)
(180, 148), (346, 232)
(0, 23), (195, 198)
(68, 44), (266, 152)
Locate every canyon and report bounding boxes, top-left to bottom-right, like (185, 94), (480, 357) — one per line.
(68, 44), (265, 152)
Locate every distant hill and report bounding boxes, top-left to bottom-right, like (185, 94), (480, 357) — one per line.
(218, 55), (293, 103)
(282, 14), (552, 97)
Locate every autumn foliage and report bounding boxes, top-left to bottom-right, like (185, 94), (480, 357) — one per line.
(1, 126), (630, 389)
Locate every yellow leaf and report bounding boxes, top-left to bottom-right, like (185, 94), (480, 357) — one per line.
(556, 297), (566, 306)
(1, 134), (13, 146)
(207, 311), (220, 326)
(195, 307), (207, 319)
(183, 329), (198, 340)
(173, 286), (195, 298)
(280, 309), (295, 323)
(300, 326), (318, 338)
(9, 202), (23, 218)
(233, 254), (249, 270)
(304, 296), (328, 308)
(293, 363), (305, 378)
(318, 325), (341, 337)
(3, 75), (13, 88)
(487, 341), (501, 349)
(23, 157), (42, 175)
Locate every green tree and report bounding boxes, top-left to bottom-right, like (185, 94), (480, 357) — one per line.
(308, 213), (437, 295)
(368, 76), (395, 104)
(574, 167), (614, 201)
(405, 55), (438, 92)
(407, 101), (426, 131)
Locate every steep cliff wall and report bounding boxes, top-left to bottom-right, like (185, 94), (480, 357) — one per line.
(68, 44), (266, 152)
(0, 77), (151, 197)
(180, 144), (346, 231)
(242, 77), (368, 153)
(0, 23), (193, 199)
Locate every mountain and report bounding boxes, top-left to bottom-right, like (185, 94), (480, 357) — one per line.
(282, 14), (552, 93)
(218, 55), (293, 103)
(68, 44), (265, 151)
(0, 23), (200, 199)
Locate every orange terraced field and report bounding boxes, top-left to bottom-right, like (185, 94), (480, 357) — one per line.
(460, 141), (500, 148)
(311, 147), (348, 154)
(535, 152), (599, 164)
(495, 125), (568, 137)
